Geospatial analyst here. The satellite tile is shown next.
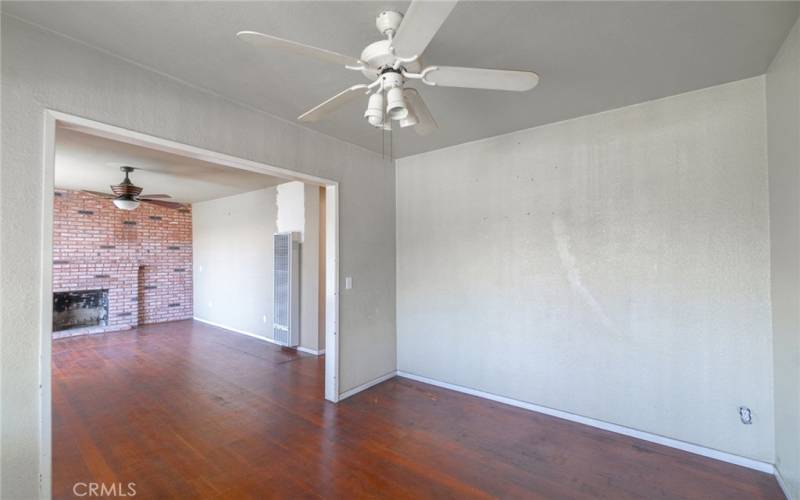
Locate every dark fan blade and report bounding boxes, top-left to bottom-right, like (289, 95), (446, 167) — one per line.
(139, 194), (172, 199)
(140, 199), (187, 210)
(81, 190), (115, 199)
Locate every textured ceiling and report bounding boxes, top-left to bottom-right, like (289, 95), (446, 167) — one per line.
(55, 127), (286, 203)
(5, 1), (799, 157)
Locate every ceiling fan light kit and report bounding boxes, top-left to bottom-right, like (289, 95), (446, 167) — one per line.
(236, 0), (539, 136)
(364, 91), (385, 127)
(113, 197), (140, 211)
(385, 83), (409, 121)
(399, 108), (419, 129)
(82, 166), (187, 211)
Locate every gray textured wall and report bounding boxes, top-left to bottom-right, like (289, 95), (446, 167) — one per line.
(1, 15), (396, 498)
(193, 184), (323, 352)
(396, 77), (773, 461)
(767, 17), (800, 500)
(302, 182), (322, 352)
(193, 187), (279, 341)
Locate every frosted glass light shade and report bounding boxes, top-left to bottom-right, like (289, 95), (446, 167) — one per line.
(113, 197), (140, 210)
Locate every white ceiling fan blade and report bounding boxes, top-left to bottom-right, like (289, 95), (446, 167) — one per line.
(391, 1), (458, 59)
(426, 66), (539, 91)
(404, 88), (438, 136)
(237, 31), (360, 67)
(298, 84), (369, 123)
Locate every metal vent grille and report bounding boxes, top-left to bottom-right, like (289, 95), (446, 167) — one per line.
(273, 233), (290, 345)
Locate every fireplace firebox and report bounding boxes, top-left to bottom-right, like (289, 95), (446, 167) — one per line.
(53, 289), (109, 332)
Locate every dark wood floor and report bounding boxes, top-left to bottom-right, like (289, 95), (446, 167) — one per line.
(53, 320), (783, 499)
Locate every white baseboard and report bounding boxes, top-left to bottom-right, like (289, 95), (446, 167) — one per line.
(338, 371), (397, 401)
(185, 325), (780, 480)
(297, 346), (325, 356)
(396, 371), (775, 475)
(775, 465), (797, 500)
(193, 316), (282, 345)
(193, 317), (326, 356)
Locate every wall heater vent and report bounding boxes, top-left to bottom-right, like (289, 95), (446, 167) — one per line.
(273, 232), (300, 347)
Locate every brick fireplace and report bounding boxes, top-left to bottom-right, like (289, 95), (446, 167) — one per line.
(53, 189), (193, 337)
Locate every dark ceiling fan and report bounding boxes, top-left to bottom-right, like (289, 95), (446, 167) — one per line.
(82, 166), (187, 211)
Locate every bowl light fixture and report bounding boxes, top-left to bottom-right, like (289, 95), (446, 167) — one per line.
(113, 197), (140, 211)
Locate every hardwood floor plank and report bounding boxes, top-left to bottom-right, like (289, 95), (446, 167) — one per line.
(52, 320), (784, 499)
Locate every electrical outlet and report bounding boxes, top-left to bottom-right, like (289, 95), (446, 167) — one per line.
(345, 276), (353, 290)
(738, 406), (753, 425)
(263, 315), (267, 323)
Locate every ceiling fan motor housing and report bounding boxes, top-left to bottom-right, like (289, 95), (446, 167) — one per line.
(359, 10), (421, 80)
(111, 166), (143, 198)
(359, 40), (422, 80)
(110, 184), (143, 198)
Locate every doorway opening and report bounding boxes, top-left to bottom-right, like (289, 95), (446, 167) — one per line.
(40, 110), (340, 495)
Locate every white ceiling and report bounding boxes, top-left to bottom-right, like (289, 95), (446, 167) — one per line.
(6, 1), (799, 157)
(55, 127), (286, 203)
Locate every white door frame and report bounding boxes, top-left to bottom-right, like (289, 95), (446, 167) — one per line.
(40, 109), (341, 497)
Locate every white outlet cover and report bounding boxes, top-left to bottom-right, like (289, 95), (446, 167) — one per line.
(345, 276), (353, 290)
(263, 315), (267, 323)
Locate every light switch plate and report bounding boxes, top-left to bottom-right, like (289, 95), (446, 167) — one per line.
(345, 276), (353, 290)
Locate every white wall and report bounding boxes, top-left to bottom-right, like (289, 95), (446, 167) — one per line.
(275, 181), (322, 351)
(193, 187), (278, 340)
(276, 181), (305, 234)
(0, 16), (396, 498)
(193, 183), (323, 352)
(767, 17), (800, 500)
(396, 77), (773, 461)
(302, 183), (322, 352)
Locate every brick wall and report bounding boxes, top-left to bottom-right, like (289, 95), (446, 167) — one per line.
(53, 189), (192, 337)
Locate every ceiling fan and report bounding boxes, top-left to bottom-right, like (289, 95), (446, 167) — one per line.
(236, 1), (539, 134)
(82, 166), (187, 211)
